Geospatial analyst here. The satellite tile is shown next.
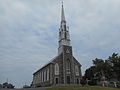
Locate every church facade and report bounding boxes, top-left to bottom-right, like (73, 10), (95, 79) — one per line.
(31, 4), (82, 87)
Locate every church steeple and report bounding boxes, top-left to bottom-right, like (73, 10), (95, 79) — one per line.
(61, 3), (66, 22)
(58, 3), (71, 54)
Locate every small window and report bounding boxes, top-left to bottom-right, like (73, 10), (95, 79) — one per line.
(65, 32), (67, 39)
(64, 25), (66, 30)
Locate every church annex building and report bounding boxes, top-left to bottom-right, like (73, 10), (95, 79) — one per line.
(31, 4), (82, 87)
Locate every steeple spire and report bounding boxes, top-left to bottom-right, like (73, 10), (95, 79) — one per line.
(58, 2), (71, 54)
(61, 2), (66, 22)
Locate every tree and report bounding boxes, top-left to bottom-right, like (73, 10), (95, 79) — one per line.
(3, 82), (8, 88)
(2, 82), (15, 88)
(0, 84), (2, 88)
(23, 85), (31, 88)
(84, 66), (96, 80)
(84, 53), (120, 85)
(92, 58), (112, 80)
(80, 76), (87, 86)
(108, 53), (120, 81)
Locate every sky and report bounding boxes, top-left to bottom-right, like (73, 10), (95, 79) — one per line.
(0, 0), (120, 88)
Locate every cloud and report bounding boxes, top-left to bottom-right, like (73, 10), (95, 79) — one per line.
(0, 0), (120, 88)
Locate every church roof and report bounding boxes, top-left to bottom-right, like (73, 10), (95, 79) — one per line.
(33, 55), (58, 75)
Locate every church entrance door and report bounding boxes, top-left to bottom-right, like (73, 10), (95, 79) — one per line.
(55, 78), (59, 84)
(67, 76), (70, 84)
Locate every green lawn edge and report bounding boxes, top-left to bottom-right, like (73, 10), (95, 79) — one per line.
(46, 86), (120, 90)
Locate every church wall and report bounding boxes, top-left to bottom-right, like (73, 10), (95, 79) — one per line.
(32, 64), (53, 87)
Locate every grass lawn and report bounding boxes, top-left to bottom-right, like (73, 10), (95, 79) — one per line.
(46, 86), (120, 90)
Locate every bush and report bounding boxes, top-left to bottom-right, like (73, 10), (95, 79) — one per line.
(3, 82), (15, 88)
(80, 78), (87, 86)
(88, 80), (97, 86)
(117, 82), (120, 88)
(0, 84), (2, 88)
(23, 85), (31, 88)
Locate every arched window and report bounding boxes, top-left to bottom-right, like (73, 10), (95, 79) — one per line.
(55, 63), (59, 75)
(66, 59), (70, 70)
(66, 59), (70, 74)
(64, 25), (66, 30)
(42, 71), (44, 82)
(59, 31), (61, 40)
(75, 65), (79, 76)
(44, 70), (46, 82)
(47, 68), (49, 81)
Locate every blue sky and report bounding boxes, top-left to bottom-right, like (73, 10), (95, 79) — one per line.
(0, 0), (120, 88)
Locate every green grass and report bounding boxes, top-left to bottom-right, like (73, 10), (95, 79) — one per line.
(46, 86), (120, 90)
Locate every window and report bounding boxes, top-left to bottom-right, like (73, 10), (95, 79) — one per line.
(43, 71), (44, 82)
(40, 72), (41, 82)
(47, 68), (49, 81)
(41, 71), (43, 82)
(66, 59), (70, 69)
(59, 32), (61, 40)
(75, 65), (79, 76)
(45, 70), (47, 82)
(66, 59), (71, 74)
(44, 70), (46, 82)
(55, 63), (59, 75)
(64, 25), (66, 30)
(65, 32), (67, 39)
